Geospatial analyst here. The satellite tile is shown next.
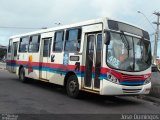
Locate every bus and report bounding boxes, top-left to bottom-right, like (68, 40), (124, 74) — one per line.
(6, 17), (152, 98)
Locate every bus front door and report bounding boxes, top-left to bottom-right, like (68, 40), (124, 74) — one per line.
(40, 38), (52, 80)
(84, 33), (102, 91)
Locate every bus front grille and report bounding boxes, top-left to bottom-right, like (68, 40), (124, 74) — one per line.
(121, 74), (144, 80)
(122, 88), (142, 93)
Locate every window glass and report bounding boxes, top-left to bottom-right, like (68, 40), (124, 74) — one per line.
(65, 28), (81, 52)
(133, 38), (151, 71)
(43, 39), (51, 57)
(68, 29), (78, 41)
(13, 42), (18, 56)
(19, 37), (29, 52)
(97, 34), (102, 50)
(106, 32), (151, 72)
(29, 35), (40, 52)
(55, 32), (63, 42)
(107, 32), (133, 70)
(8, 39), (12, 53)
(53, 31), (64, 52)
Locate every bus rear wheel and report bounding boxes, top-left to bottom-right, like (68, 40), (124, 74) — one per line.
(66, 75), (79, 98)
(19, 67), (27, 82)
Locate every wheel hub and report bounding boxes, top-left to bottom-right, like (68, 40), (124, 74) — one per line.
(69, 80), (77, 92)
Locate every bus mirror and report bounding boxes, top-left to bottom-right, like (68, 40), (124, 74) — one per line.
(104, 31), (111, 45)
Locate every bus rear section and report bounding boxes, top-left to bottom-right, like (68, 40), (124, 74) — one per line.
(6, 38), (19, 73)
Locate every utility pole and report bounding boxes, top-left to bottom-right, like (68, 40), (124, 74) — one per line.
(153, 12), (160, 64)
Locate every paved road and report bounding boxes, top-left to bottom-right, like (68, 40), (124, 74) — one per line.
(0, 62), (6, 70)
(150, 72), (160, 98)
(0, 70), (160, 114)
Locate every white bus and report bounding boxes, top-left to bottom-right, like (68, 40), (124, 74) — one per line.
(6, 17), (152, 98)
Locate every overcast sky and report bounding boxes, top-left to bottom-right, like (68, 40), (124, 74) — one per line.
(0, 0), (160, 56)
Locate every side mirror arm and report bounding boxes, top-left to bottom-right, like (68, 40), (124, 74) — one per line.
(104, 31), (111, 45)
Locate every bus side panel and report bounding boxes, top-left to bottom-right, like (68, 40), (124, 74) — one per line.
(27, 51), (40, 79)
(48, 52), (64, 85)
(68, 53), (82, 89)
(18, 52), (29, 77)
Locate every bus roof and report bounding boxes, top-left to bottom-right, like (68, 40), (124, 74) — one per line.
(9, 17), (147, 39)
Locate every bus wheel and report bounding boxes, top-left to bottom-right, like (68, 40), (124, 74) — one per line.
(66, 75), (79, 98)
(19, 67), (27, 82)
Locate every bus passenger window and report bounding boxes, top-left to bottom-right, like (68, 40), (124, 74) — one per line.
(19, 37), (29, 52)
(29, 35), (40, 52)
(8, 39), (12, 53)
(65, 28), (81, 52)
(53, 31), (64, 52)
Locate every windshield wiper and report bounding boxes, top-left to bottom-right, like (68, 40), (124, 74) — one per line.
(120, 31), (134, 71)
(120, 31), (132, 50)
(140, 39), (145, 62)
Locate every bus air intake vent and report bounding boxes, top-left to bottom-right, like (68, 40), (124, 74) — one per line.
(122, 88), (142, 93)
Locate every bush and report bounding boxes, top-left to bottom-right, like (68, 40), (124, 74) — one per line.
(0, 48), (7, 59)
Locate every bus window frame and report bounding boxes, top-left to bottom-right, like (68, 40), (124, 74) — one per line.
(106, 31), (151, 72)
(28, 34), (41, 53)
(8, 39), (12, 53)
(52, 30), (64, 53)
(19, 36), (30, 53)
(64, 27), (82, 53)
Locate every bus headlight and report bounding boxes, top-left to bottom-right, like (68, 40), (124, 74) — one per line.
(144, 77), (151, 85)
(108, 73), (119, 84)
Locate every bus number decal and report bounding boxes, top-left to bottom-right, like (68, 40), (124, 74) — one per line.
(108, 56), (120, 68)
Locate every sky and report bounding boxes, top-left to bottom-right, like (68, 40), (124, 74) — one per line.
(0, 0), (160, 56)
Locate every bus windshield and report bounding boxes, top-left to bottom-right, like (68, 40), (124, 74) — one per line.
(106, 32), (151, 72)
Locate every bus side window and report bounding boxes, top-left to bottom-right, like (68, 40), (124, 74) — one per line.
(53, 31), (64, 52)
(29, 35), (40, 52)
(19, 36), (29, 53)
(8, 39), (12, 53)
(65, 28), (81, 52)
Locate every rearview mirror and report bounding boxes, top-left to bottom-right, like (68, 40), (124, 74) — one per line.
(104, 31), (111, 45)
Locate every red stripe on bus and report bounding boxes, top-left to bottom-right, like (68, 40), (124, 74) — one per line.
(7, 60), (151, 81)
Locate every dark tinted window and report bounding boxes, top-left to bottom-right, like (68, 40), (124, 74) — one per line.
(43, 38), (51, 57)
(108, 20), (150, 40)
(8, 39), (12, 53)
(13, 42), (18, 56)
(65, 28), (81, 52)
(53, 31), (64, 52)
(29, 35), (40, 52)
(97, 34), (102, 50)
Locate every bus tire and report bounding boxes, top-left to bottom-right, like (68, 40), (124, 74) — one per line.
(66, 75), (79, 98)
(19, 67), (27, 83)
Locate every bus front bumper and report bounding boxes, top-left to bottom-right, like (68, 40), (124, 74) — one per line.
(100, 80), (151, 95)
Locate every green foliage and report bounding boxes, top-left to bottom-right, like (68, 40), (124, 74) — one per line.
(0, 48), (7, 59)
